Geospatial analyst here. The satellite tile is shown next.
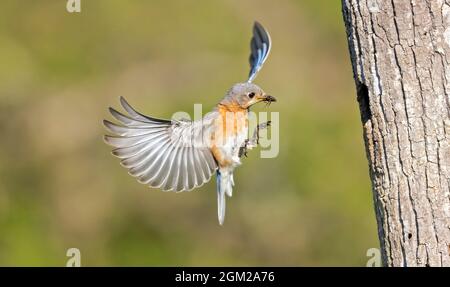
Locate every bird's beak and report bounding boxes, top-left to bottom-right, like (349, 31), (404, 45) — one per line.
(250, 94), (276, 107)
(262, 94), (276, 103)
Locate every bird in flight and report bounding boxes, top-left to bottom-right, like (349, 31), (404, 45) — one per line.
(104, 22), (275, 225)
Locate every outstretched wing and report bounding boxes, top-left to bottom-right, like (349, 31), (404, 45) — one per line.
(248, 21), (272, 83)
(104, 97), (217, 192)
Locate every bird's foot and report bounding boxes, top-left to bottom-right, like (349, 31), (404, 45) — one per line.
(239, 139), (249, 158)
(238, 121), (271, 158)
(253, 121), (271, 144)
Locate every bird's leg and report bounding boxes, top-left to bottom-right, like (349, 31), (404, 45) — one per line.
(238, 140), (249, 158)
(252, 121), (271, 145)
(239, 121), (271, 158)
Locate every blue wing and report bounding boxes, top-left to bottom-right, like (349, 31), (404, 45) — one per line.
(248, 21), (272, 83)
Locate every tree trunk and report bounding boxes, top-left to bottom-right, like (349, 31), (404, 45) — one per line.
(342, 0), (450, 266)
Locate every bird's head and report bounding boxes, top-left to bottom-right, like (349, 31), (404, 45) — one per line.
(219, 82), (276, 110)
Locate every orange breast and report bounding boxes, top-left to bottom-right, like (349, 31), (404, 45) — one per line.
(210, 104), (248, 167)
(217, 104), (248, 136)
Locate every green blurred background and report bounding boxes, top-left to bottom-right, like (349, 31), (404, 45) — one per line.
(0, 0), (378, 266)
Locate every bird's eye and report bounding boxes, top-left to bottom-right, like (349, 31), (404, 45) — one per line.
(248, 92), (255, 98)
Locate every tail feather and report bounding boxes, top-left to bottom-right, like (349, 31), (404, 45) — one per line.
(216, 169), (234, 225)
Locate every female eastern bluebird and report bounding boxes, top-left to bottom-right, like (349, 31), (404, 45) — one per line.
(104, 22), (276, 225)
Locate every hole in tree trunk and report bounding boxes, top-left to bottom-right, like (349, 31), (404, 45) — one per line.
(356, 81), (371, 124)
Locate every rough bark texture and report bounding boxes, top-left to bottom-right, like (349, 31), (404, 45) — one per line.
(342, 0), (450, 266)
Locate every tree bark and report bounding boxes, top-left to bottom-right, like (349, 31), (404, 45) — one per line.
(342, 0), (450, 266)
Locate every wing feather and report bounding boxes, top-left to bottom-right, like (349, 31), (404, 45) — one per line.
(108, 107), (169, 128)
(186, 147), (197, 189)
(104, 97), (218, 192)
(103, 120), (167, 137)
(161, 146), (182, 191)
(248, 21), (272, 83)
